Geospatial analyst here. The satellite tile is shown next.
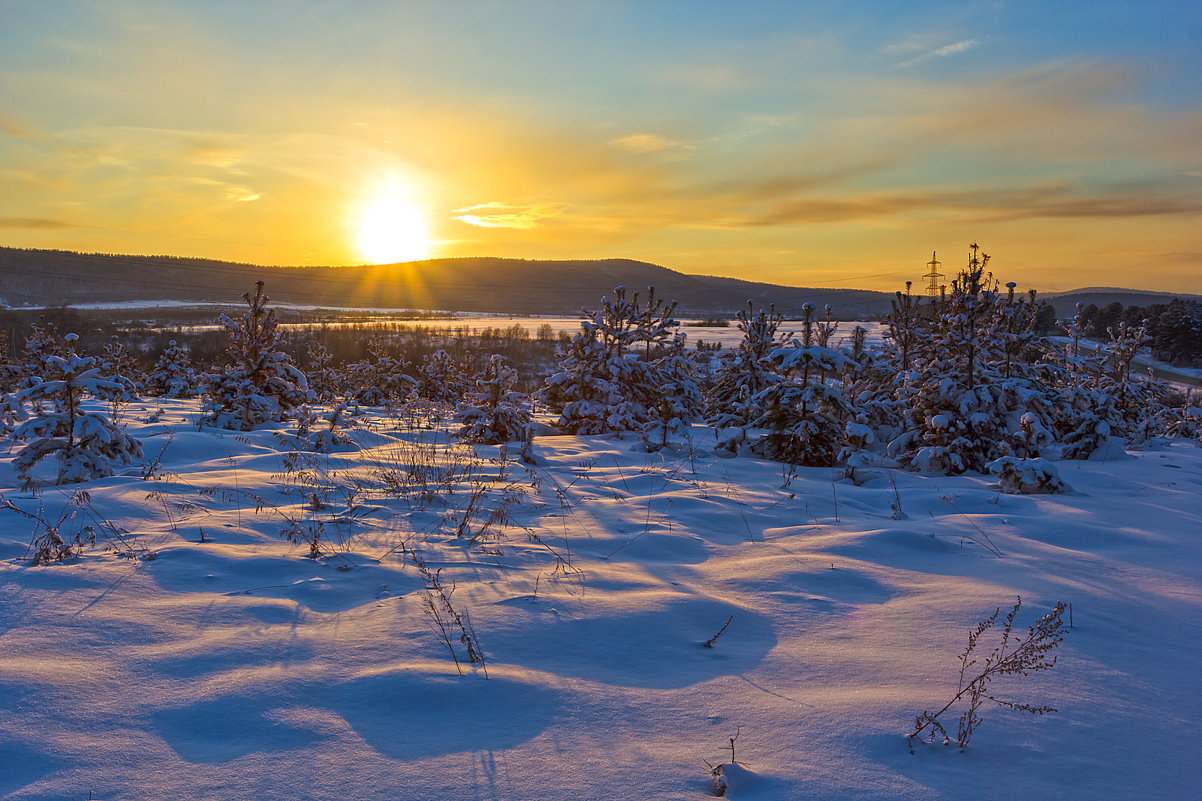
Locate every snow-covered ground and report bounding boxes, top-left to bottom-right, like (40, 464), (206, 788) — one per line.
(1, 401), (1199, 800)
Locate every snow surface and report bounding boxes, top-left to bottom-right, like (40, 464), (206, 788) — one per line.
(1, 399), (1200, 800)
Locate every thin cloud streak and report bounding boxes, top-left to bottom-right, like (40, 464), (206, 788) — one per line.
(454, 202), (571, 229)
(897, 38), (982, 68)
(0, 216), (74, 229)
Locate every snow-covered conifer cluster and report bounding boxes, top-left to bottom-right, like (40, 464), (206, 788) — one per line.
(690, 244), (1187, 483)
(541, 286), (700, 435)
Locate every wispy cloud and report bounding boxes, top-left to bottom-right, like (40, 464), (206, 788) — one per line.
(454, 202), (570, 229)
(611, 133), (687, 154)
(0, 215), (74, 229)
(0, 117), (40, 140)
(715, 183), (1202, 228)
(896, 38), (982, 68)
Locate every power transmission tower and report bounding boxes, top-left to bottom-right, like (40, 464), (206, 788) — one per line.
(922, 251), (943, 298)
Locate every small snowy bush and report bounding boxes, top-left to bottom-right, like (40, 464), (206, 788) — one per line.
(749, 304), (854, 466)
(146, 340), (198, 398)
(644, 333), (704, 451)
(345, 339), (416, 407)
(456, 355), (531, 444)
(0, 390), (26, 438)
(305, 341), (345, 403)
(416, 349), (470, 405)
(986, 456), (1070, 494)
(12, 333), (143, 488)
(295, 404), (353, 452)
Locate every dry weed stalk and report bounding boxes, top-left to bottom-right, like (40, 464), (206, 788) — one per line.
(405, 544), (488, 678)
(908, 596), (1066, 752)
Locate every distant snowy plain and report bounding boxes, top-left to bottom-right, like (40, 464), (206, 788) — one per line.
(1, 400), (1199, 800)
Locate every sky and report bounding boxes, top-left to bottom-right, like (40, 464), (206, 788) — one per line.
(1, 0), (1201, 293)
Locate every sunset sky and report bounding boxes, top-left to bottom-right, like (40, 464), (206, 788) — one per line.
(2, 1), (1200, 293)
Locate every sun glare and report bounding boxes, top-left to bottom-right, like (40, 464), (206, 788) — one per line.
(354, 183), (433, 264)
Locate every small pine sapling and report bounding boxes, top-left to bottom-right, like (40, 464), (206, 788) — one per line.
(455, 355), (531, 444)
(706, 300), (789, 430)
(12, 333), (143, 488)
(416, 349), (470, 405)
(305, 341), (344, 402)
(644, 333), (704, 451)
(146, 340), (199, 398)
(541, 286), (680, 434)
(101, 334), (143, 402)
(346, 337), (416, 407)
(202, 281), (312, 430)
(751, 303), (855, 466)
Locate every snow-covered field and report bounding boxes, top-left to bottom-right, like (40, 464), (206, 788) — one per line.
(1, 400), (1199, 800)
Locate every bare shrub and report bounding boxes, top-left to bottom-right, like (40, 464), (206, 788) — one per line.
(908, 596), (1067, 752)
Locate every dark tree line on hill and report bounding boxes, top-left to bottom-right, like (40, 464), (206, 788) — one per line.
(1076, 299), (1202, 367)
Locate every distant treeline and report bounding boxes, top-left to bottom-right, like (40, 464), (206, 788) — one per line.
(1077, 299), (1202, 367)
(0, 307), (574, 392)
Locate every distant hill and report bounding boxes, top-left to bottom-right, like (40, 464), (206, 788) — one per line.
(4, 248), (1195, 320)
(1041, 287), (1202, 317)
(0, 247), (895, 318)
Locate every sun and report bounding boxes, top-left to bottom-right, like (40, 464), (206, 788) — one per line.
(354, 183), (433, 264)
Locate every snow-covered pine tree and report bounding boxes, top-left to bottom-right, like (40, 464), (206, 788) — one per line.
(345, 338), (416, 407)
(305, 341), (343, 403)
(706, 300), (790, 429)
(1047, 306), (1169, 457)
(146, 340), (198, 398)
(1048, 302), (1112, 458)
(18, 319), (64, 388)
(886, 281), (924, 372)
(455, 355), (531, 444)
(294, 403), (352, 452)
(540, 286), (679, 435)
(1147, 299), (1202, 367)
(12, 333), (142, 488)
(416, 349), (469, 405)
(102, 335), (143, 399)
(202, 281), (312, 430)
(750, 303), (855, 466)
(644, 333), (704, 451)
